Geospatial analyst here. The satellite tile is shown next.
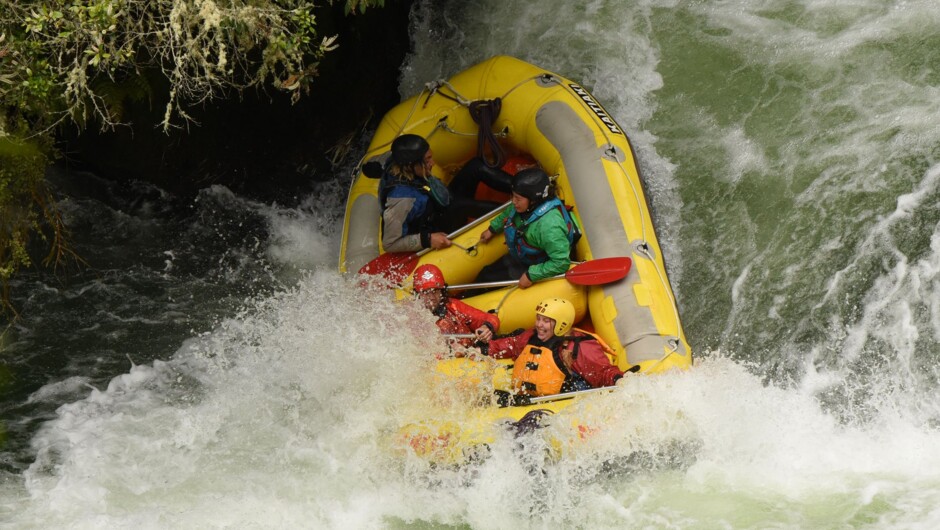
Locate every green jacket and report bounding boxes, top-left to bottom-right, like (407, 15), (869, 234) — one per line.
(489, 204), (572, 281)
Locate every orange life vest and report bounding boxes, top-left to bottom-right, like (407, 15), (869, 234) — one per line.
(511, 342), (568, 396)
(510, 329), (618, 396)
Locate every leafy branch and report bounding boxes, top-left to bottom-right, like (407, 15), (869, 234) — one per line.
(1, 0), (377, 131)
(0, 0), (384, 316)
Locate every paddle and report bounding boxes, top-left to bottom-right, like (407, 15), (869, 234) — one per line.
(357, 251), (418, 282)
(563, 256), (632, 285)
(357, 201), (511, 283)
(445, 256), (632, 291)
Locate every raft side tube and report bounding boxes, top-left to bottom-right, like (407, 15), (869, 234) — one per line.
(536, 99), (690, 371)
(461, 278), (587, 335)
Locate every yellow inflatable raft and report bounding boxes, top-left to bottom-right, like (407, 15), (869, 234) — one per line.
(339, 55), (692, 462)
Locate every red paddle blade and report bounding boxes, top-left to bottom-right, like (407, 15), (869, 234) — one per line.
(565, 257), (632, 285)
(358, 252), (419, 283)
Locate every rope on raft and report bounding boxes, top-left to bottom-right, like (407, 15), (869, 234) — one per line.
(468, 99), (505, 169)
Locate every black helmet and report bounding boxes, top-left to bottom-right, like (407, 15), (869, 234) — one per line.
(512, 168), (552, 203)
(391, 134), (430, 166)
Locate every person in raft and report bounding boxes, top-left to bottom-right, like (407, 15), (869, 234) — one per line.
(476, 168), (580, 288)
(379, 134), (453, 253)
(412, 264), (499, 352)
(377, 134), (513, 253)
(484, 297), (626, 396)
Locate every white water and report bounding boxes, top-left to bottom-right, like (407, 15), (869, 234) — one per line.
(6, 0), (940, 528)
(9, 294), (940, 527)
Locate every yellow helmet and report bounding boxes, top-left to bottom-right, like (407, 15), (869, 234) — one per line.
(535, 298), (575, 336)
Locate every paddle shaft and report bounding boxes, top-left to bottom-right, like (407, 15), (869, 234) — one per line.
(527, 385), (615, 404)
(357, 201), (510, 279)
(446, 274), (565, 291)
(522, 364), (639, 404)
(415, 201), (510, 257)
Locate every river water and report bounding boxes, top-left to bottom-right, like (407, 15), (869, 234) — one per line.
(3, 0), (940, 528)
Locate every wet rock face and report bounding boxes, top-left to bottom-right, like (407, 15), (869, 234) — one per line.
(57, 1), (416, 204)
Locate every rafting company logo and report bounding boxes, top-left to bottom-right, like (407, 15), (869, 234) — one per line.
(568, 84), (623, 135)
